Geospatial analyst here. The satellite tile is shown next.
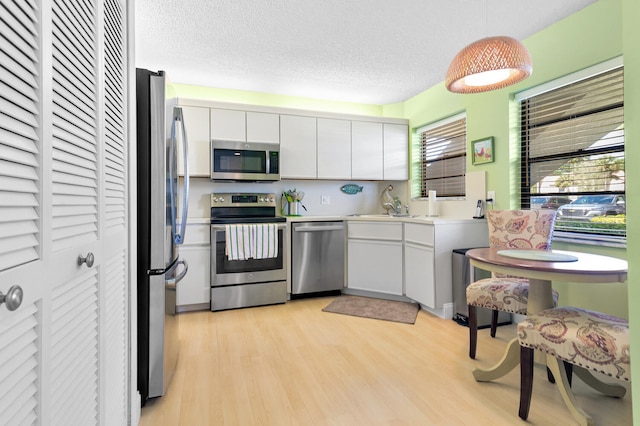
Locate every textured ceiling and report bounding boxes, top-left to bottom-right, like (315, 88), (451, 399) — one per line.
(135, 0), (597, 105)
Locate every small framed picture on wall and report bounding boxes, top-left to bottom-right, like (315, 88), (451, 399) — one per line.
(472, 137), (494, 165)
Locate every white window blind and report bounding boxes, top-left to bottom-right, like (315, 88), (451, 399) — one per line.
(520, 66), (625, 240)
(417, 116), (466, 198)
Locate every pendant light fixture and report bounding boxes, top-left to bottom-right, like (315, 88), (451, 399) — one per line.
(445, 35), (532, 94)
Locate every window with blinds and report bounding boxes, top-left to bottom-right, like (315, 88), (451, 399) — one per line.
(416, 116), (466, 198)
(520, 65), (625, 241)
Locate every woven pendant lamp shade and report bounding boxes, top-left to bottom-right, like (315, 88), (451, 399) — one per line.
(446, 36), (532, 93)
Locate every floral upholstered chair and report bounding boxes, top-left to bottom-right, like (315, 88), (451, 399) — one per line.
(466, 209), (558, 359)
(518, 306), (630, 425)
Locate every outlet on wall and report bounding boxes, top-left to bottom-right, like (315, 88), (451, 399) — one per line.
(321, 195), (330, 205)
(487, 190), (496, 201)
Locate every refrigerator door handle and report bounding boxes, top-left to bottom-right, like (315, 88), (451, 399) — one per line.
(172, 107), (190, 244)
(166, 259), (188, 289)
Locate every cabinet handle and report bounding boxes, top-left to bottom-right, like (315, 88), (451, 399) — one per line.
(0, 285), (24, 311)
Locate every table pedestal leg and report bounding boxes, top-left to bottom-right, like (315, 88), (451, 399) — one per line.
(472, 337), (520, 382)
(573, 367), (627, 398)
(546, 354), (594, 426)
(526, 279), (554, 314)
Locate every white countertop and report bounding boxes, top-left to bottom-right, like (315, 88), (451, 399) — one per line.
(187, 215), (487, 225)
(284, 214), (486, 225)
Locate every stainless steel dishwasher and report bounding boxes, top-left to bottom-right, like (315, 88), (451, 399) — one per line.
(292, 221), (345, 296)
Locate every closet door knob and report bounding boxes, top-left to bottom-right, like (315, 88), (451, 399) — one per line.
(0, 285), (24, 311)
(78, 252), (95, 268)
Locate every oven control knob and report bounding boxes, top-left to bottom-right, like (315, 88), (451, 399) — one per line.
(219, 197), (225, 203)
(269, 197), (275, 202)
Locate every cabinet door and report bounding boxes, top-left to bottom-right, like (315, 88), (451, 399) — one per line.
(179, 106), (210, 176)
(280, 115), (317, 178)
(317, 118), (351, 179)
(404, 242), (435, 308)
(177, 224), (210, 307)
(211, 108), (246, 141)
(176, 246), (211, 306)
(352, 121), (383, 180)
(247, 111), (279, 143)
(347, 240), (403, 295)
(383, 123), (409, 180)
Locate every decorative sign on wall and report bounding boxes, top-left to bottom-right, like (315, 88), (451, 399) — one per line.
(340, 184), (364, 195)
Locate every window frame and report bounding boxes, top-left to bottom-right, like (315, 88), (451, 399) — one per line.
(412, 113), (467, 200)
(517, 58), (625, 247)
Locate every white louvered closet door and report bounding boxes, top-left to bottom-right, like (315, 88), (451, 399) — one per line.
(0, 1), (44, 424)
(0, 0), (130, 424)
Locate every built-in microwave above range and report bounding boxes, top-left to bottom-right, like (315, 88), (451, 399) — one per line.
(210, 140), (280, 182)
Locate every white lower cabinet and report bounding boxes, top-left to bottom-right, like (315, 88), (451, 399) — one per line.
(403, 221), (489, 316)
(347, 221), (404, 295)
(177, 223), (211, 310)
(404, 222), (436, 308)
(404, 241), (435, 307)
(346, 219), (488, 318)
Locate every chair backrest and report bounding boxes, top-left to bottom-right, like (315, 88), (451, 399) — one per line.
(486, 210), (557, 279)
(487, 209), (557, 250)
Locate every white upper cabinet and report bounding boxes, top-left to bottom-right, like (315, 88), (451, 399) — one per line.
(383, 123), (409, 180)
(211, 108), (246, 141)
(210, 109), (280, 144)
(178, 106), (210, 176)
(317, 118), (351, 179)
(246, 111), (280, 143)
(280, 115), (317, 179)
(173, 99), (409, 181)
(351, 121), (383, 180)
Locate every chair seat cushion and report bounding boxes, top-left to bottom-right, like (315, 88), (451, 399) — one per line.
(518, 306), (630, 381)
(466, 278), (559, 314)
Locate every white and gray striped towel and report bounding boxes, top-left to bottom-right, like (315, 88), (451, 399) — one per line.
(225, 224), (278, 261)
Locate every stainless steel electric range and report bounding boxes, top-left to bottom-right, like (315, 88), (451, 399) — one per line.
(209, 193), (287, 311)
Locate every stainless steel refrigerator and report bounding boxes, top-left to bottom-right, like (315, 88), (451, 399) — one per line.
(136, 68), (190, 404)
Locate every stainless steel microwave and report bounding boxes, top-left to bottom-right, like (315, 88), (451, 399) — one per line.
(210, 140), (280, 181)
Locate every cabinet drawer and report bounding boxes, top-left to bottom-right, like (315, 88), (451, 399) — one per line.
(347, 221), (402, 240)
(404, 223), (434, 246)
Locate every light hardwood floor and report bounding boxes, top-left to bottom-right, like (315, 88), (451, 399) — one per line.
(139, 297), (632, 425)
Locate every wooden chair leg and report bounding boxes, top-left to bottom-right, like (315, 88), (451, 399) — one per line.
(490, 309), (499, 338)
(519, 346), (535, 421)
(564, 361), (573, 387)
(468, 305), (478, 359)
